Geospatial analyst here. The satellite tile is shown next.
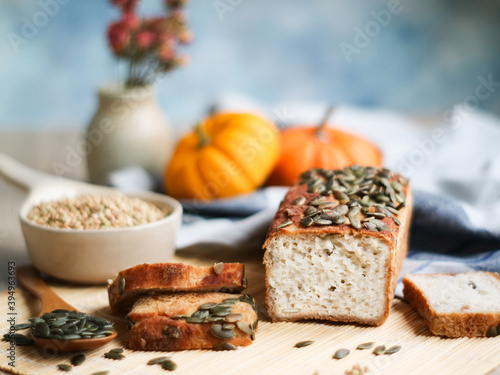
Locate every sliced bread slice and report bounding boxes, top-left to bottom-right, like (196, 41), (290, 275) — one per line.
(403, 272), (500, 337)
(126, 292), (258, 350)
(108, 262), (246, 310)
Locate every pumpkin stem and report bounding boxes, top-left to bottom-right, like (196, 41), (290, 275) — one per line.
(195, 123), (210, 148)
(315, 105), (336, 141)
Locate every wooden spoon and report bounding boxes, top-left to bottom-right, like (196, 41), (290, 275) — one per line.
(17, 266), (117, 352)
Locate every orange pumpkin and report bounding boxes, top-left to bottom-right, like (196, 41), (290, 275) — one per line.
(165, 112), (280, 200)
(268, 120), (382, 186)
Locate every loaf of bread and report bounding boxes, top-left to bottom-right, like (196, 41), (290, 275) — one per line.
(263, 166), (412, 326)
(126, 292), (258, 350)
(108, 263), (246, 310)
(403, 272), (500, 337)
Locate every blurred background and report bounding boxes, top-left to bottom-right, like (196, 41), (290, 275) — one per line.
(1, 0), (500, 131)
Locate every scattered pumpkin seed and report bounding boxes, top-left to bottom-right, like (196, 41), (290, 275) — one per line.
(373, 345), (386, 355)
(90, 372), (109, 375)
(357, 342), (375, 350)
(199, 302), (218, 310)
(333, 348), (350, 359)
(104, 351), (125, 360)
(162, 359), (177, 371)
(147, 357), (171, 365)
(295, 340), (314, 348)
(478, 290), (488, 295)
(385, 345), (401, 354)
(214, 342), (237, 351)
(70, 353), (86, 366)
(171, 314), (189, 320)
(57, 364), (72, 372)
(301, 216), (314, 227)
(186, 317), (204, 324)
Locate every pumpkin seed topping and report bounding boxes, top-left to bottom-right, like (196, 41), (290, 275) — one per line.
(373, 345), (386, 355)
(210, 324), (236, 340)
(295, 340), (314, 348)
(236, 321), (254, 336)
(104, 351), (125, 360)
(333, 348), (350, 359)
(293, 197), (306, 205)
(277, 220), (293, 229)
(118, 277), (126, 295)
(213, 262), (224, 275)
(296, 166), (408, 230)
(357, 342), (375, 350)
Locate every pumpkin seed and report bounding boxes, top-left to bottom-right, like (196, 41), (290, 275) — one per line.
(304, 206), (319, 216)
(373, 345), (386, 355)
(310, 198), (327, 206)
(147, 356), (171, 365)
(2, 333), (34, 346)
(486, 326), (498, 337)
(364, 222), (378, 231)
(214, 342), (237, 351)
(372, 219), (391, 231)
(318, 202), (337, 210)
(223, 298), (240, 303)
(277, 220), (293, 229)
(385, 345), (401, 354)
(357, 342), (375, 350)
(162, 359), (178, 371)
(199, 302), (218, 310)
(104, 351), (125, 360)
(242, 276), (248, 289)
(118, 277), (126, 295)
(385, 206), (400, 216)
(192, 310), (210, 319)
(210, 324), (236, 340)
(213, 310), (232, 317)
(186, 317), (204, 324)
(332, 216), (346, 225)
(348, 215), (361, 229)
(301, 216), (314, 227)
(60, 334), (82, 340)
(236, 321), (253, 336)
(171, 314), (189, 320)
(478, 290), (488, 295)
(163, 326), (182, 339)
(222, 323), (235, 330)
(57, 364), (72, 372)
(206, 316), (224, 322)
(333, 348), (350, 359)
(224, 313), (243, 323)
(293, 197), (306, 205)
(71, 353), (86, 366)
(295, 340), (314, 348)
(90, 372), (109, 375)
(213, 262), (224, 275)
(14, 323), (31, 331)
(314, 219), (332, 225)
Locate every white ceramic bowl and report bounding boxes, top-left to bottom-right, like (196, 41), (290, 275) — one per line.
(0, 154), (182, 284)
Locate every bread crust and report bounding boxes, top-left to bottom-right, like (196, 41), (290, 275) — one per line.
(126, 292), (258, 351)
(263, 169), (412, 326)
(403, 272), (500, 337)
(108, 263), (246, 311)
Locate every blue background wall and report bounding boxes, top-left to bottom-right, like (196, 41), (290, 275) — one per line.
(1, 0), (499, 131)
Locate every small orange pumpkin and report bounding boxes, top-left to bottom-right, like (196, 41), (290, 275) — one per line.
(268, 111), (382, 186)
(165, 112), (280, 200)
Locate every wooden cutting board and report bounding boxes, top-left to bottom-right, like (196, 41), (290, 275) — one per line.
(1, 248), (499, 375)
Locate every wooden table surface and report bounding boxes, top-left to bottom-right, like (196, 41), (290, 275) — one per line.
(0, 131), (499, 375)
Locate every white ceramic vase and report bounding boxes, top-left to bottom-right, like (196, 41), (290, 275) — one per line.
(86, 84), (174, 185)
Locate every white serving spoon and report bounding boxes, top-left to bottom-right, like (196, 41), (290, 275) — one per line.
(0, 153), (182, 284)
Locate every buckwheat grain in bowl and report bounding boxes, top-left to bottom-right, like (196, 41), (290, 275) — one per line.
(27, 194), (169, 230)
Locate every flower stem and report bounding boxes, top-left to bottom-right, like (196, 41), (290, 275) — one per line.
(315, 105), (335, 141)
